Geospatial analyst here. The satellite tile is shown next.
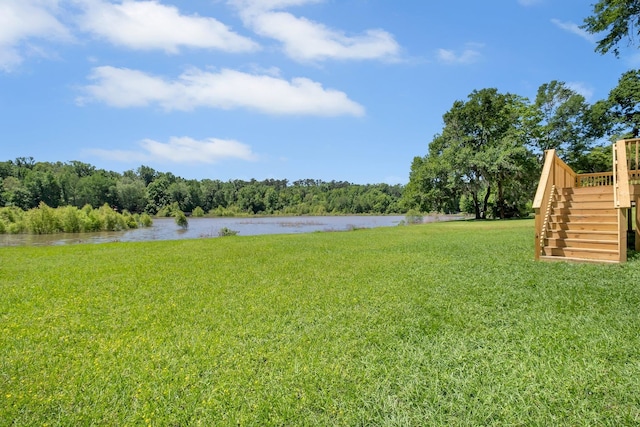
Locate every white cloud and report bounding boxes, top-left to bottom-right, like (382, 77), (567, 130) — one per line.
(551, 19), (596, 44)
(78, 66), (365, 116)
(518, 0), (542, 6)
(0, 0), (71, 71)
(566, 81), (594, 100)
(231, 0), (400, 62)
(437, 45), (482, 65)
(77, 0), (259, 53)
(231, 0), (323, 12)
(88, 136), (258, 164)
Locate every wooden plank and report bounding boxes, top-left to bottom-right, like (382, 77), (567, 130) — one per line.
(550, 222), (618, 231)
(546, 239), (618, 250)
(539, 255), (620, 264)
(533, 149), (556, 209)
(546, 247), (620, 261)
(616, 141), (632, 209)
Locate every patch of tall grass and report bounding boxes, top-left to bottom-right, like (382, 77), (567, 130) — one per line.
(1, 220), (640, 425)
(0, 203), (152, 234)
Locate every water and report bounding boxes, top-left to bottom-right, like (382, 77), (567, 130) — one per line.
(0, 215), (464, 247)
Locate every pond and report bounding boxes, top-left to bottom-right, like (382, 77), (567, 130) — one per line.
(0, 215), (466, 247)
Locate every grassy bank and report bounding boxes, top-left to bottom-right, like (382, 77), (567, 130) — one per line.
(1, 220), (640, 425)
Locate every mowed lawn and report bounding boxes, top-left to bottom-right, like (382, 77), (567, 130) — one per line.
(1, 219), (640, 426)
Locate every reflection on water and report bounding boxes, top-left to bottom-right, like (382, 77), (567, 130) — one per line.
(0, 215), (464, 247)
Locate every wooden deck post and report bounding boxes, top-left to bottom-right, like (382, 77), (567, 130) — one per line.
(619, 208), (628, 263)
(636, 198), (640, 252)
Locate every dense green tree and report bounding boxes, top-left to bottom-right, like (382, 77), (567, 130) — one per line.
(116, 178), (147, 213)
(145, 173), (174, 214)
(238, 183), (266, 214)
(137, 165), (157, 186)
(405, 89), (536, 219)
(607, 69), (640, 138)
(2, 177), (32, 210)
(200, 179), (226, 212)
(0, 161), (15, 180)
(527, 81), (594, 166)
(0, 158), (405, 216)
(572, 145), (613, 173)
(402, 143), (461, 213)
(582, 0), (640, 56)
(24, 170), (61, 208)
(75, 173), (117, 208)
(167, 181), (193, 212)
(69, 160), (95, 178)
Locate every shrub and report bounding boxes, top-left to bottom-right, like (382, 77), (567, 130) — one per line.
(99, 204), (126, 231)
(404, 209), (423, 225)
(192, 206), (205, 217)
(139, 213), (153, 227)
(57, 206), (82, 233)
(209, 206), (243, 217)
(122, 211), (139, 229)
(156, 205), (172, 217)
(218, 227), (239, 237)
(0, 206), (23, 224)
(7, 222), (25, 234)
(27, 202), (61, 234)
(84, 209), (104, 232)
(174, 210), (188, 229)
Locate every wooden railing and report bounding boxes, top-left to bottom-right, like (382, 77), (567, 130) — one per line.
(619, 138), (640, 185)
(576, 172), (614, 187)
(568, 139), (639, 193)
(533, 149), (576, 259)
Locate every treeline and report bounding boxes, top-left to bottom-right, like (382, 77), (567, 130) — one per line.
(0, 159), (404, 216)
(403, 70), (640, 219)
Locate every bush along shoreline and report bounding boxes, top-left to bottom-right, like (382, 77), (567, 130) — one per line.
(0, 203), (153, 235)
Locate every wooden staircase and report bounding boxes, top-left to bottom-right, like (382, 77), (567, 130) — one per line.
(540, 186), (621, 263)
(533, 140), (640, 264)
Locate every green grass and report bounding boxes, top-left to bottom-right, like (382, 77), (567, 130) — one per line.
(1, 219), (640, 425)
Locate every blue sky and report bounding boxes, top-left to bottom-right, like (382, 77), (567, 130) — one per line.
(0, 0), (636, 184)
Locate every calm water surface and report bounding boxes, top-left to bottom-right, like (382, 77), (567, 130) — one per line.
(0, 215), (464, 247)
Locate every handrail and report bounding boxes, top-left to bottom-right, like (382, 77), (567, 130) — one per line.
(539, 185), (556, 250)
(614, 140), (631, 209)
(533, 149), (576, 260)
(533, 149), (576, 209)
(533, 149), (556, 210)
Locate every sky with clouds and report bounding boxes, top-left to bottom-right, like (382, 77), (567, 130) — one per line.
(0, 0), (636, 184)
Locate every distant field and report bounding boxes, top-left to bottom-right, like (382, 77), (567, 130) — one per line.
(1, 219), (639, 425)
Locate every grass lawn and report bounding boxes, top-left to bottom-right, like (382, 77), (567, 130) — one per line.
(1, 219), (640, 425)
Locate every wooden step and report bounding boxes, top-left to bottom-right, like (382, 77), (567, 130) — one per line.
(552, 208), (616, 216)
(553, 200), (614, 209)
(548, 230), (618, 240)
(559, 186), (614, 196)
(543, 185), (623, 263)
(548, 221), (618, 234)
(539, 255), (620, 264)
(549, 212), (618, 224)
(545, 238), (618, 250)
(543, 246), (620, 261)
(557, 188), (614, 196)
